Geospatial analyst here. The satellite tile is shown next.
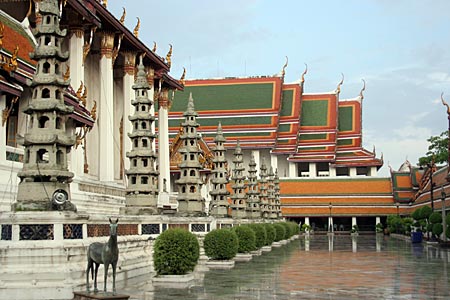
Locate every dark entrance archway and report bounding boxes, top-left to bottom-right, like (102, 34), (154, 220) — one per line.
(309, 217), (329, 232)
(357, 217), (376, 231)
(333, 217), (352, 231)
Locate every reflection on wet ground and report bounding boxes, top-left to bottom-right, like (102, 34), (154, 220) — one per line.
(126, 235), (450, 299)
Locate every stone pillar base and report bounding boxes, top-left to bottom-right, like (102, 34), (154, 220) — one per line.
(15, 182), (75, 212)
(210, 206), (228, 218)
(122, 194), (158, 215)
(73, 291), (130, 300)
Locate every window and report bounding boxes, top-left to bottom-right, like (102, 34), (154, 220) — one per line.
(142, 159), (148, 167)
(38, 116), (49, 128)
(43, 62), (50, 73)
(55, 117), (62, 129)
(56, 150), (63, 165)
(141, 177), (148, 184)
(142, 139), (148, 147)
(42, 88), (50, 98)
(37, 149), (49, 163)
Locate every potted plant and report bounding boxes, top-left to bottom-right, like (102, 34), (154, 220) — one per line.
(375, 222), (384, 234)
(204, 229), (238, 269)
(350, 224), (359, 236)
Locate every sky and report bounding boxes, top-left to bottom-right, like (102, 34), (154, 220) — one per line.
(108, 0), (450, 176)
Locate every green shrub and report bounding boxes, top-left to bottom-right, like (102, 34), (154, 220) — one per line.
(153, 228), (199, 275)
(301, 223), (311, 233)
(290, 222), (301, 235)
(411, 208), (421, 220)
(273, 223), (286, 242)
(233, 226), (256, 253)
(204, 229), (238, 260)
(429, 212), (442, 224)
(279, 222), (291, 239)
(420, 206), (433, 220)
(263, 224), (276, 246)
(433, 223), (443, 236)
(375, 223), (384, 233)
(351, 225), (359, 233)
(248, 223), (267, 249)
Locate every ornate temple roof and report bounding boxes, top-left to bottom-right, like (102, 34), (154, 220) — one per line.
(164, 72), (382, 168)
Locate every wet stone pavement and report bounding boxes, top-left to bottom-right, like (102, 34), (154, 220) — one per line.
(124, 235), (450, 299)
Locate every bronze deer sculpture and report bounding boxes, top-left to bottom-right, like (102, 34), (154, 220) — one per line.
(86, 218), (119, 294)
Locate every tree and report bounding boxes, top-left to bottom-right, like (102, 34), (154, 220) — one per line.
(418, 131), (448, 166)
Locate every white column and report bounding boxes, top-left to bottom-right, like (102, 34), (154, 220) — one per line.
(251, 150), (260, 176)
(305, 217), (310, 226)
(158, 89), (171, 193)
(288, 161), (297, 178)
(122, 52), (136, 173)
(370, 166), (377, 177)
(98, 32), (115, 182)
(270, 154), (277, 173)
(376, 216), (381, 225)
(54, 224), (63, 241)
(68, 28), (85, 177)
(349, 167), (357, 177)
(329, 166), (336, 177)
(352, 216), (357, 227)
(329, 216), (334, 232)
(309, 162), (317, 178)
(0, 95), (6, 163)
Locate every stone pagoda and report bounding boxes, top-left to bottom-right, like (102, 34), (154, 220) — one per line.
(123, 55), (159, 214)
(230, 140), (247, 218)
(274, 169), (282, 219)
(267, 166), (277, 219)
(176, 93), (205, 216)
(246, 154), (261, 219)
(15, 0), (76, 211)
(209, 122), (230, 217)
(259, 159), (269, 218)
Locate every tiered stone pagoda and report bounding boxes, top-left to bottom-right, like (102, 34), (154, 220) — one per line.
(176, 93), (205, 216)
(267, 167), (277, 219)
(259, 159), (269, 218)
(246, 154), (261, 219)
(274, 169), (282, 219)
(15, 0), (76, 211)
(230, 140), (247, 218)
(123, 55), (159, 214)
(209, 123), (230, 217)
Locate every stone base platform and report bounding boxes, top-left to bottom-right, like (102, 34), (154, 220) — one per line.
(261, 246), (272, 252)
(206, 260), (235, 269)
(73, 291), (130, 300)
(152, 273), (195, 289)
(234, 253), (252, 262)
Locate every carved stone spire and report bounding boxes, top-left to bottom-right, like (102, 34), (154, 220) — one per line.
(267, 166), (276, 219)
(176, 93), (205, 216)
(259, 158), (269, 218)
(230, 140), (247, 218)
(123, 55), (159, 214)
(209, 122), (230, 217)
(274, 169), (282, 219)
(246, 154), (261, 219)
(15, 0), (76, 211)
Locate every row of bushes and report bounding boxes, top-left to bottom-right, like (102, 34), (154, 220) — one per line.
(387, 205), (450, 239)
(204, 222), (300, 260)
(152, 222), (300, 275)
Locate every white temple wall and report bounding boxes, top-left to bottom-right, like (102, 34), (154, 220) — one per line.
(277, 154), (289, 178)
(83, 53), (100, 178)
(113, 78), (124, 181)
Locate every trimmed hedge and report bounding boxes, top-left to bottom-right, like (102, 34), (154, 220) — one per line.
(429, 212), (442, 224)
(273, 223), (286, 242)
(204, 229), (238, 260)
(233, 225), (257, 253)
(279, 222), (291, 239)
(248, 223), (267, 248)
(263, 224), (276, 246)
(153, 228), (199, 275)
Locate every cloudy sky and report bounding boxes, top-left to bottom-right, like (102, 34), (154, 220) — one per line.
(109, 0), (449, 176)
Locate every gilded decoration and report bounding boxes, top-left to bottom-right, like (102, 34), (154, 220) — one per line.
(280, 56), (288, 77)
(179, 67), (186, 86)
(90, 100), (97, 121)
(441, 93), (450, 116)
(165, 44), (173, 68)
(2, 96), (19, 127)
(152, 41), (157, 52)
(336, 73), (344, 94)
(83, 27), (97, 64)
(0, 24), (19, 75)
(123, 51), (136, 76)
(119, 7), (126, 24)
(70, 28), (83, 39)
(145, 66), (154, 87)
(111, 34), (124, 67)
(301, 63), (308, 84)
(359, 79), (366, 100)
(63, 65), (70, 81)
(100, 31), (115, 59)
(133, 17), (140, 38)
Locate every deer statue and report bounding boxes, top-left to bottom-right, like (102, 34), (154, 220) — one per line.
(86, 218), (119, 294)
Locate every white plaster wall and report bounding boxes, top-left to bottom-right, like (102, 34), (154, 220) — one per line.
(113, 78), (124, 181)
(277, 154), (289, 178)
(83, 54), (100, 178)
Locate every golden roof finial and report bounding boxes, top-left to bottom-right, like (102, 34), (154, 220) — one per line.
(26, 0), (33, 18)
(133, 17), (140, 38)
(441, 92), (450, 116)
(152, 41), (157, 52)
(119, 7), (126, 24)
(90, 100), (97, 121)
(301, 63), (308, 84)
(102, 0), (107, 8)
(180, 67), (186, 86)
(281, 56), (288, 77)
(359, 79), (366, 100)
(81, 84), (87, 106)
(76, 81), (84, 99)
(336, 73), (344, 94)
(166, 44), (173, 68)
(63, 65), (70, 81)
